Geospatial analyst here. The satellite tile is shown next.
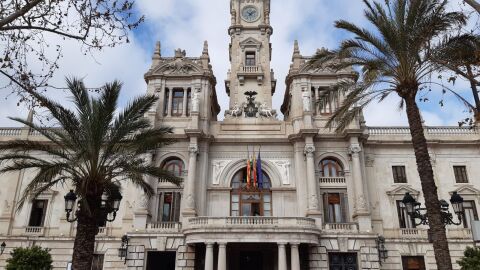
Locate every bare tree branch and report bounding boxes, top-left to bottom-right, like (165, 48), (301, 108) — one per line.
(0, 0), (44, 28)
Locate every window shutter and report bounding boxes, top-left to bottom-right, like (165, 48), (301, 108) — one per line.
(323, 193), (329, 223)
(341, 193), (349, 223)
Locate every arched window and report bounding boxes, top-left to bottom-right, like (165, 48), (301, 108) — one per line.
(162, 158), (184, 177)
(319, 158), (344, 177)
(231, 167), (272, 217)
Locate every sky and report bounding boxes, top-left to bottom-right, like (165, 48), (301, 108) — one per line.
(0, 0), (476, 127)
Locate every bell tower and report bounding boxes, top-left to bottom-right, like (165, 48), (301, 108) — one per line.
(225, 0), (276, 113)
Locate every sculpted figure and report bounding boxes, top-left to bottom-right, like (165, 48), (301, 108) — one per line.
(192, 89), (200, 112)
(302, 90), (311, 112)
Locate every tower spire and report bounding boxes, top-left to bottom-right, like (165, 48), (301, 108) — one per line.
(292, 40), (301, 60)
(151, 41), (162, 67)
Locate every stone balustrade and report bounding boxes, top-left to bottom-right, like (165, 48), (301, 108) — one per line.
(384, 228), (429, 239)
(368, 126), (478, 136)
(0, 128), (23, 136)
(447, 228), (472, 239)
(188, 216), (317, 229)
(319, 177), (346, 187)
(323, 223), (359, 233)
(242, 66), (260, 73)
(146, 222), (182, 233)
(24, 226), (44, 236)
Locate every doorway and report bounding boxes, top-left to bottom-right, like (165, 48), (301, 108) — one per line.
(146, 251), (176, 270)
(328, 253), (358, 270)
(240, 251), (263, 270)
(228, 243), (275, 270)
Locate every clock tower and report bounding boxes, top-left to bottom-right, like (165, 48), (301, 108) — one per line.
(225, 0), (276, 114)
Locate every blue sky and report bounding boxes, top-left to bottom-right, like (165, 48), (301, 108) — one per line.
(0, 0), (476, 126)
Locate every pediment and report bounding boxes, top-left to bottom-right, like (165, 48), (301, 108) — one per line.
(449, 185), (480, 196)
(386, 185), (421, 197)
(152, 58), (202, 75)
(239, 37), (262, 48)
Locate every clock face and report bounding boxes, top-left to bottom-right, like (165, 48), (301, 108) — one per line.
(242, 6), (259, 22)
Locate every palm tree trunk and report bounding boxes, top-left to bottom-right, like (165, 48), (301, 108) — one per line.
(404, 95), (452, 270)
(465, 0), (480, 14)
(72, 212), (97, 270)
(466, 66), (480, 120)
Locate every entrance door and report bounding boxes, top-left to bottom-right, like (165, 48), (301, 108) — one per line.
(329, 253), (358, 270)
(402, 256), (426, 270)
(240, 251), (263, 270)
(146, 251), (176, 270)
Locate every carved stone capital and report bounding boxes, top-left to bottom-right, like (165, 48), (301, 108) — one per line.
(349, 143), (362, 155)
(189, 144), (199, 155)
(304, 144), (316, 156)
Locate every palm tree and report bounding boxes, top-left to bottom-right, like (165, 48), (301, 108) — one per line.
(310, 1), (466, 269)
(0, 78), (180, 270)
(434, 34), (480, 121)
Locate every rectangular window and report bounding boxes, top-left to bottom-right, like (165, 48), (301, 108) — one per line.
(392, 166), (407, 183)
(397, 200), (416, 228)
(157, 191), (181, 222)
(28, 199), (47, 227)
(462, 200), (478, 228)
(171, 89), (184, 116)
(91, 254), (104, 270)
(186, 89), (191, 116)
(454, 166), (468, 183)
(323, 192), (348, 223)
(245, 52), (256, 66)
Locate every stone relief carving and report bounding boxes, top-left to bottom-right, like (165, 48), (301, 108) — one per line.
(191, 89), (201, 112)
(355, 195), (369, 212)
(225, 102), (243, 118)
(302, 90), (311, 112)
(258, 102), (277, 119)
(272, 160), (291, 185)
(212, 160), (232, 185)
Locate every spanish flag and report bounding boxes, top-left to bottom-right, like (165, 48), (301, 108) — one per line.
(246, 157), (251, 188)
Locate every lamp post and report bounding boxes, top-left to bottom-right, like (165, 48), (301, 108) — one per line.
(401, 192), (464, 226)
(118, 234), (129, 264)
(0, 242), (6, 255)
(376, 236), (388, 264)
(63, 189), (122, 224)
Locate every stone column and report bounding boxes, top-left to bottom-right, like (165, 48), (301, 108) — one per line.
(182, 143), (198, 217)
(133, 153), (153, 229)
(205, 243), (214, 270)
(167, 88), (173, 117)
(278, 243), (287, 270)
(218, 242), (227, 270)
(315, 87), (320, 114)
(291, 243), (300, 270)
(349, 137), (371, 231)
(305, 143), (321, 216)
(182, 87), (188, 117)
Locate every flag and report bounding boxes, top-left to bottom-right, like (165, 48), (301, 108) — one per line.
(257, 150), (263, 189)
(246, 146), (251, 188)
(252, 148), (257, 188)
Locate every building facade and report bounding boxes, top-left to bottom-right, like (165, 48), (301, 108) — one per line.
(0, 1), (479, 269)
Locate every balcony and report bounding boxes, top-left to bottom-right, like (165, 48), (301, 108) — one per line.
(237, 66), (264, 85)
(384, 228), (429, 239)
(323, 223), (359, 233)
(24, 226), (45, 236)
(146, 222), (182, 233)
(319, 177), (346, 188)
(184, 217), (320, 244)
(447, 228), (472, 239)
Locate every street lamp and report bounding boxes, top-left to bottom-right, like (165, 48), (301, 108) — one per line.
(401, 192), (464, 226)
(118, 234), (129, 264)
(64, 190), (78, 222)
(64, 188), (122, 224)
(376, 236), (388, 264)
(0, 242), (6, 255)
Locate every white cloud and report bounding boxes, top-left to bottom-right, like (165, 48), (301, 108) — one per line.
(0, 0), (473, 127)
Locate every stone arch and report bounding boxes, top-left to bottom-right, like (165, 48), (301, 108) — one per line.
(156, 152), (187, 168)
(221, 159), (282, 188)
(316, 152), (350, 172)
